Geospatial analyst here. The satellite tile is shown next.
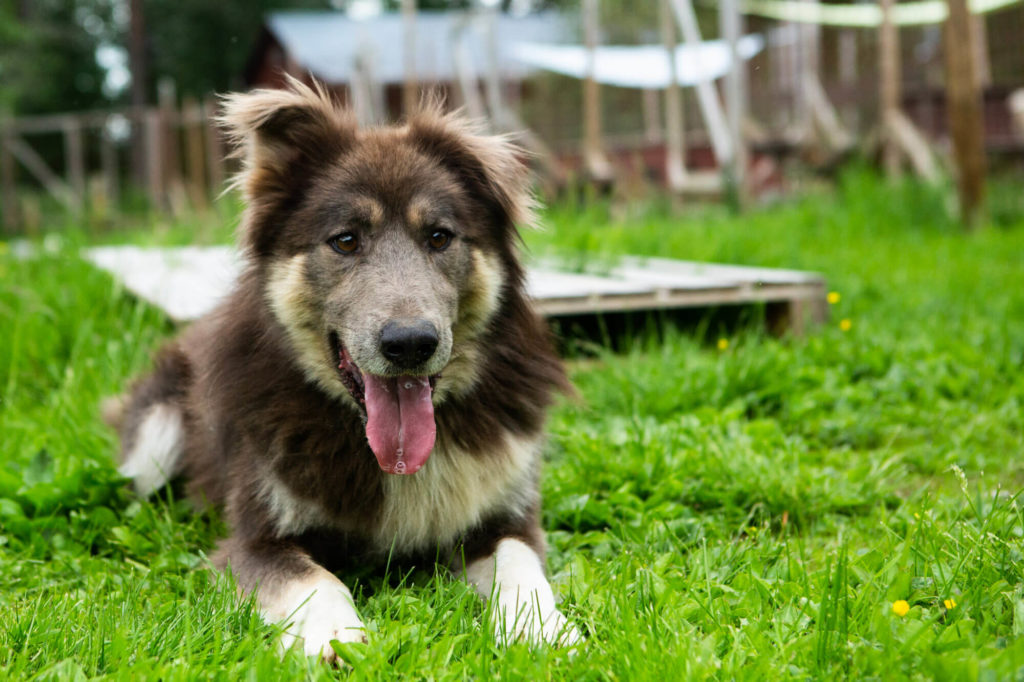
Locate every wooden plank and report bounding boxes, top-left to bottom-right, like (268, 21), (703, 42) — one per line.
(87, 246), (827, 333)
(667, 0), (734, 167)
(63, 117), (86, 204)
(6, 135), (80, 212)
(183, 97), (208, 211)
(0, 124), (17, 232)
(401, 0), (417, 116)
(144, 109), (164, 210)
(99, 126), (120, 215)
(879, 0), (902, 178)
(660, 0), (687, 192)
(888, 110), (940, 182)
(944, 0), (987, 229)
(720, 0), (748, 193)
(86, 246), (241, 322)
(582, 0), (613, 182)
(158, 79), (187, 215)
(202, 97), (225, 197)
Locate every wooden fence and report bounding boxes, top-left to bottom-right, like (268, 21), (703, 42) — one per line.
(0, 87), (226, 232)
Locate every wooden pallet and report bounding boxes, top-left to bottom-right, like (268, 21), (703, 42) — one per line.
(86, 246), (828, 334)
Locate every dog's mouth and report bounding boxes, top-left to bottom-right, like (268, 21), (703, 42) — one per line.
(330, 333), (439, 476)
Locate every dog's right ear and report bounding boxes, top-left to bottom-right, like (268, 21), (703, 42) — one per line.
(219, 78), (356, 202)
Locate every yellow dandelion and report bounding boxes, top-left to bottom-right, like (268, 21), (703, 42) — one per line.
(717, 338), (729, 351)
(839, 319), (852, 332)
(944, 598), (957, 610)
(827, 291), (841, 305)
(892, 600), (910, 617)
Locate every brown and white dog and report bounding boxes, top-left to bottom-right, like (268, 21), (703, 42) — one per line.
(110, 80), (580, 661)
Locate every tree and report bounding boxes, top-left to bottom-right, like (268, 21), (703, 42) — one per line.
(0, 0), (114, 114)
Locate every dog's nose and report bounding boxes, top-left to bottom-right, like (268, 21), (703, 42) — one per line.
(380, 320), (439, 369)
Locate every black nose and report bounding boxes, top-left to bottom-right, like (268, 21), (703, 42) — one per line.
(379, 320), (439, 369)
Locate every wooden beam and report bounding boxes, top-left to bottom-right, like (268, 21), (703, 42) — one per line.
(99, 124), (120, 214)
(1, 124), (18, 232)
(720, 0), (748, 198)
(803, 72), (853, 151)
(667, 0), (734, 166)
(183, 97), (208, 211)
(660, 0), (687, 192)
(5, 135), (80, 212)
(888, 110), (940, 182)
(202, 97), (225, 197)
(401, 0), (417, 117)
(483, 5), (506, 131)
(63, 117), (86, 205)
(879, 0), (902, 178)
(452, 17), (486, 120)
(944, 0), (986, 229)
(582, 0), (613, 182)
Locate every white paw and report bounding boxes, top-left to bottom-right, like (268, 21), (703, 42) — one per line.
(494, 602), (583, 649)
(273, 578), (367, 663)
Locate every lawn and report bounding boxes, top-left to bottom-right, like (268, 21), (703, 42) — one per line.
(2, 170), (1023, 680)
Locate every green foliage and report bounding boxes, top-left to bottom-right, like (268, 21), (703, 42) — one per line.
(0, 0), (114, 114)
(2, 171), (1024, 677)
(140, 0), (328, 100)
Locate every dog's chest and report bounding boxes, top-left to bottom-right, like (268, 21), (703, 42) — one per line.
(261, 434), (538, 552)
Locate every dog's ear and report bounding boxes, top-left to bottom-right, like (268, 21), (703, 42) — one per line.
(405, 107), (537, 234)
(219, 77), (356, 202)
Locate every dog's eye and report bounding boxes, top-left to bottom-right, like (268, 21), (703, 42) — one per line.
(428, 229), (453, 252)
(329, 232), (359, 254)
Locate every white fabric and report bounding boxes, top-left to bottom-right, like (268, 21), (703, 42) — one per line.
(509, 34), (765, 89)
(741, 0), (1020, 27)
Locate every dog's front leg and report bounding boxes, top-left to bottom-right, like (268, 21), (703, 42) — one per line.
(464, 537), (581, 648)
(215, 537), (366, 662)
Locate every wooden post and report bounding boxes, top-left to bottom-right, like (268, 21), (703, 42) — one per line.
(128, 0), (148, 187)
(452, 16), (486, 120)
(99, 123), (120, 215)
(720, 0), (747, 202)
(660, 0), (686, 192)
(972, 12), (991, 88)
(183, 97), (208, 211)
(582, 0), (613, 183)
(158, 78), (186, 214)
(401, 0), (417, 117)
(144, 109), (163, 211)
(838, 29), (858, 129)
(1, 122), (17, 232)
(484, 4), (505, 131)
(202, 97), (225, 197)
(63, 116), (86, 209)
(879, 0), (902, 178)
(944, 0), (986, 229)
(668, 0), (733, 169)
(642, 89), (662, 144)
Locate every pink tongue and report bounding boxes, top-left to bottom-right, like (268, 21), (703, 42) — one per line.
(362, 374), (436, 475)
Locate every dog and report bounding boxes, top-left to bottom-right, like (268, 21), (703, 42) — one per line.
(109, 80), (580, 661)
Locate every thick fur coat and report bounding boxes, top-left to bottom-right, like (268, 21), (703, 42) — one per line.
(112, 80), (579, 659)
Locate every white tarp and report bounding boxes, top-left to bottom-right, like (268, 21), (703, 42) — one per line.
(741, 0), (1020, 27)
(509, 34), (764, 89)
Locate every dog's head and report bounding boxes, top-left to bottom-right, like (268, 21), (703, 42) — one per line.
(221, 79), (535, 475)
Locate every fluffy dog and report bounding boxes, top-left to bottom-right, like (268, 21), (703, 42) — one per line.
(112, 80), (579, 661)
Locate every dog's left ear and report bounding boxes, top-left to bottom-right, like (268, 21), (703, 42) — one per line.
(220, 78), (356, 202)
(406, 110), (537, 233)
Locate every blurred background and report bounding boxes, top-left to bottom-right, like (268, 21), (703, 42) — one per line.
(0, 0), (1022, 231)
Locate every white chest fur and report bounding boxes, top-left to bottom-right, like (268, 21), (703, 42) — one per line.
(259, 432), (540, 552)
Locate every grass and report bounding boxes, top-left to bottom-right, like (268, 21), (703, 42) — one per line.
(2, 169), (1024, 679)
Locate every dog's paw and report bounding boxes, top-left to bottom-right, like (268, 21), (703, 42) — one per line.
(276, 578), (367, 663)
(494, 604), (583, 649)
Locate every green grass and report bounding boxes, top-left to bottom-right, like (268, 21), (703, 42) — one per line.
(2, 169), (1024, 679)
